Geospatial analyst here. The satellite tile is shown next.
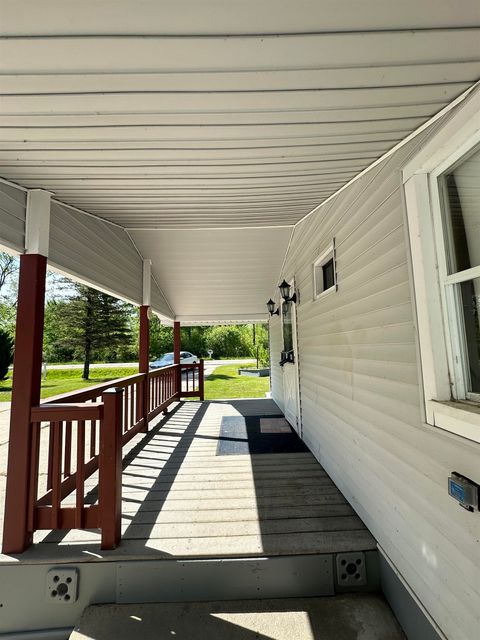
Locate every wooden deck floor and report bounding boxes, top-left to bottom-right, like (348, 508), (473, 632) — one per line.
(0, 399), (375, 564)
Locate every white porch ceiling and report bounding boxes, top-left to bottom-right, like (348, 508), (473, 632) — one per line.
(0, 2), (479, 230)
(131, 227), (292, 323)
(0, 1), (479, 320)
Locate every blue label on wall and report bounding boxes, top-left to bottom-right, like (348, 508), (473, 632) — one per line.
(448, 478), (466, 503)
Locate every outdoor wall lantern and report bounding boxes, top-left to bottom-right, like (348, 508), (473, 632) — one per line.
(266, 299), (279, 316)
(279, 280), (297, 304)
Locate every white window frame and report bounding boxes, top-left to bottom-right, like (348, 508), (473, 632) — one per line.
(403, 89), (480, 443)
(313, 239), (337, 300)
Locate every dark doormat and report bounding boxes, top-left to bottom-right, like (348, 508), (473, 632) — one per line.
(216, 415), (309, 456)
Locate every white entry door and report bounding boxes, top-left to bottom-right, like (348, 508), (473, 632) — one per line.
(281, 297), (301, 436)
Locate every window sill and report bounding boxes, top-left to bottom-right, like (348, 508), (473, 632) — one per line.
(314, 285), (336, 302)
(428, 399), (480, 444)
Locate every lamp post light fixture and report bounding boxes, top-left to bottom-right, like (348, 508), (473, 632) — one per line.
(279, 279), (297, 304)
(266, 299), (279, 316)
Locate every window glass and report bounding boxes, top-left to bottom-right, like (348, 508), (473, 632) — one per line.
(322, 259), (335, 291)
(314, 246), (336, 298)
(442, 146), (480, 274)
(282, 301), (294, 353)
(459, 277), (480, 393)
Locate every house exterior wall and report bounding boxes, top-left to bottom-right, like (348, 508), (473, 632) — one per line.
(270, 116), (480, 640)
(0, 181), (26, 253)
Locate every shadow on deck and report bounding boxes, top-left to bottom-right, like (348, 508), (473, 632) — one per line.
(0, 398), (375, 564)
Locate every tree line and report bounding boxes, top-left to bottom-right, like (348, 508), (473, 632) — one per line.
(0, 252), (269, 380)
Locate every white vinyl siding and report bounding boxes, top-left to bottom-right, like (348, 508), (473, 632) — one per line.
(49, 202), (143, 305)
(0, 182), (26, 253)
(271, 110), (479, 640)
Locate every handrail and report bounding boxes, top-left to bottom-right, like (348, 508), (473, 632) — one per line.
(31, 402), (103, 422)
(46, 373), (146, 404)
(148, 363), (177, 377)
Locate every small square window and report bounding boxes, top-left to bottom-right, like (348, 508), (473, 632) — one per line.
(313, 243), (336, 299)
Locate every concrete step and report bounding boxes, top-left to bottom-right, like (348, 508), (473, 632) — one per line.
(70, 595), (406, 640)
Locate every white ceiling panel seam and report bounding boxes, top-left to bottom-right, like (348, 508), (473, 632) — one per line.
(2, 30), (480, 73)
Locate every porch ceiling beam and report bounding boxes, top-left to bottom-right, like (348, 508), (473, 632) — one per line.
(141, 259), (152, 308)
(25, 189), (51, 256)
(176, 314), (269, 326)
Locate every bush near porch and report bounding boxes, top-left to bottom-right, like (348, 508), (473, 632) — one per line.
(204, 364), (270, 400)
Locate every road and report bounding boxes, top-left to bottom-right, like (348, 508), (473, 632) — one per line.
(39, 359), (254, 374)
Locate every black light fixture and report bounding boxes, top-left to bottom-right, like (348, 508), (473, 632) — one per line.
(279, 279), (297, 304)
(266, 298), (279, 316)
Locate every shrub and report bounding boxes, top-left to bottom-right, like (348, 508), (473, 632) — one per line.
(0, 329), (13, 379)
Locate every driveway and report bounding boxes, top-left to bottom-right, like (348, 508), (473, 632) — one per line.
(33, 358), (255, 372)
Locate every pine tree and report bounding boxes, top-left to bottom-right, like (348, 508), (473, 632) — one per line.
(46, 281), (132, 379)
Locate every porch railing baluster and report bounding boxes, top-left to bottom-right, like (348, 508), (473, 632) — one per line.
(51, 421), (63, 529)
(4, 362), (204, 554)
(76, 419), (85, 529)
(64, 421), (72, 477)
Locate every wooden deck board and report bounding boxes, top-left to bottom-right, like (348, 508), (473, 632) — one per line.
(0, 399), (376, 564)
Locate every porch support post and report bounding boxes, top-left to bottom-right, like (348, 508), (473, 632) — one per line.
(173, 320), (181, 397)
(100, 387), (123, 550)
(3, 190), (51, 554)
(139, 259), (151, 432)
(139, 305), (150, 431)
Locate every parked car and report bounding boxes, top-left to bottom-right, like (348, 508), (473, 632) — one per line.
(149, 351), (198, 369)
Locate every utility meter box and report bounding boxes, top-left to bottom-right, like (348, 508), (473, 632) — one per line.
(448, 472), (479, 512)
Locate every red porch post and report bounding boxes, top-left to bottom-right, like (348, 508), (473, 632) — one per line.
(139, 305), (150, 432)
(173, 320), (181, 397)
(100, 387), (123, 549)
(2, 254), (47, 553)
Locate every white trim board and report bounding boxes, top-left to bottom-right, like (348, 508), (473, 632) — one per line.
(402, 87), (480, 444)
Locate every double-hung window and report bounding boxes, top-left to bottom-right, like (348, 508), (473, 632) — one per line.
(439, 148), (480, 401)
(403, 92), (480, 443)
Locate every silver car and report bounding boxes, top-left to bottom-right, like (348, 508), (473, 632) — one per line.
(149, 351), (198, 369)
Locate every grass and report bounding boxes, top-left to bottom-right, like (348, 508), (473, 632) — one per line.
(0, 362), (269, 403)
(0, 367), (138, 402)
(204, 364), (270, 400)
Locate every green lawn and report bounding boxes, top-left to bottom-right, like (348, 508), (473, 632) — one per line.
(0, 363), (269, 402)
(204, 364), (270, 400)
(0, 367), (138, 402)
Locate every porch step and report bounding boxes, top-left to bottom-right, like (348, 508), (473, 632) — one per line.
(70, 595), (405, 640)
